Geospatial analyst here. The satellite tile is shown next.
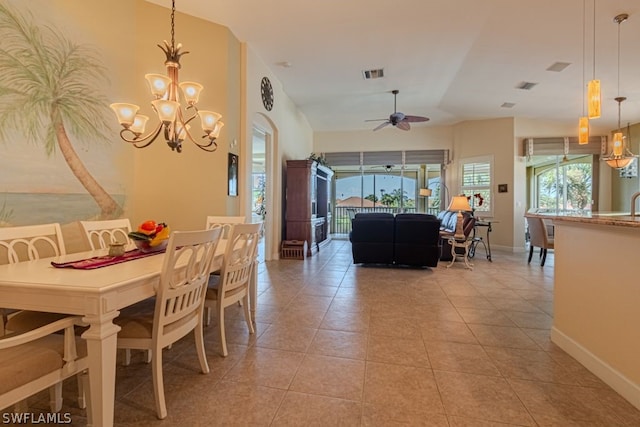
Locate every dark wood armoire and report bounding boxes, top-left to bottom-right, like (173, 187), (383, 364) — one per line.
(285, 159), (334, 257)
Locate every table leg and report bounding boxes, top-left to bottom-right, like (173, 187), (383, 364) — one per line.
(486, 223), (493, 261)
(81, 311), (121, 427)
(446, 240), (457, 269)
(462, 244), (474, 270)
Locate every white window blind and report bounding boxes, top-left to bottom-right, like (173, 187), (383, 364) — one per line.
(459, 156), (493, 216)
(323, 150), (449, 168)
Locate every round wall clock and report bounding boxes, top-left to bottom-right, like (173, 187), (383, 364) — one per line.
(261, 77), (274, 111)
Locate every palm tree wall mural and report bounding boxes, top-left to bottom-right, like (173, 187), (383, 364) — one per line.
(0, 2), (123, 223)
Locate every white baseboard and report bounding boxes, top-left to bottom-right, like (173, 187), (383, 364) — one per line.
(551, 327), (640, 410)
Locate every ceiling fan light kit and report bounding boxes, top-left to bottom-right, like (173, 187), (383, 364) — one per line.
(366, 90), (429, 131)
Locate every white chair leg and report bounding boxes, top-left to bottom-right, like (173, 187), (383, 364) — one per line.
(204, 306), (211, 326)
(194, 320), (210, 374)
(242, 295), (254, 334)
(217, 305), (228, 357)
(77, 372), (86, 409)
(49, 382), (63, 412)
(82, 372), (92, 426)
(151, 348), (167, 419)
(123, 348), (131, 366)
(145, 349), (152, 363)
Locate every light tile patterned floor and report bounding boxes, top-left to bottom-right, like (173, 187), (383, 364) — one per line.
(17, 240), (640, 425)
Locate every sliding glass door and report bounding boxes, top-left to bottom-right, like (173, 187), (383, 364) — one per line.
(529, 155), (593, 214)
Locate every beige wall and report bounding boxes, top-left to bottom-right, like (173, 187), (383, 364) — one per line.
(243, 45), (314, 258)
(452, 118), (516, 250)
(129, 1), (241, 231)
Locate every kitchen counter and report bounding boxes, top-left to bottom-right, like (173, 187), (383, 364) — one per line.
(527, 211), (640, 228)
(546, 214), (640, 410)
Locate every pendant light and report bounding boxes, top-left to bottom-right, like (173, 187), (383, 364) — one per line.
(587, 0), (601, 119)
(578, 0), (589, 144)
(602, 13), (636, 170)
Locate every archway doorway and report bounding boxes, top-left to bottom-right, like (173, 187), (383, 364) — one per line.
(251, 127), (267, 262)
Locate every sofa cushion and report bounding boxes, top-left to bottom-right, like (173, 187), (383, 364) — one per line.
(438, 211), (458, 233)
(350, 213), (395, 264)
(394, 214), (441, 267)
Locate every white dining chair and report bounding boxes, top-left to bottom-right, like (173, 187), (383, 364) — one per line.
(79, 218), (149, 365)
(0, 223), (69, 335)
(79, 218), (133, 251)
(204, 216), (247, 307)
(0, 223), (87, 412)
(0, 316), (88, 412)
(205, 215), (245, 239)
(204, 222), (261, 357)
(114, 227), (222, 419)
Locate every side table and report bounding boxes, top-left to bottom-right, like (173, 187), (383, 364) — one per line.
(469, 219), (496, 261)
(446, 237), (473, 270)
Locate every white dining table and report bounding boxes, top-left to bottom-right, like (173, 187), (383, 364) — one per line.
(0, 242), (257, 427)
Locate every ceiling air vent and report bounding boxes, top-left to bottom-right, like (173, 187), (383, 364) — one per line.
(501, 102), (516, 108)
(546, 62), (571, 72)
(362, 68), (384, 80)
(516, 81), (538, 90)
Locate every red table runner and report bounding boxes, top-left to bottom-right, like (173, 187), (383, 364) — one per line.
(51, 249), (165, 270)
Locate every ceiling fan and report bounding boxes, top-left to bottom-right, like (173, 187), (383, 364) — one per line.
(366, 90), (430, 131)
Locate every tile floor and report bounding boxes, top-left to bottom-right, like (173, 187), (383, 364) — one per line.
(17, 241), (640, 425)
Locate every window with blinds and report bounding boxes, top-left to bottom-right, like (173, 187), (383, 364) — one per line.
(459, 156), (493, 216)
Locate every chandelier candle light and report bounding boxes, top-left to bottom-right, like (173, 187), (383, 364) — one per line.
(110, 0), (223, 153)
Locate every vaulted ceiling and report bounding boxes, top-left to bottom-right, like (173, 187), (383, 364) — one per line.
(150, 0), (640, 134)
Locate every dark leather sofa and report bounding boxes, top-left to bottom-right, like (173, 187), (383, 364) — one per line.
(436, 210), (476, 261)
(350, 213), (440, 267)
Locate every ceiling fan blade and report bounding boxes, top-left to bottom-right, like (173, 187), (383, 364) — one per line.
(404, 115), (430, 123)
(365, 118), (387, 122)
(373, 121), (391, 131)
(396, 121), (411, 131)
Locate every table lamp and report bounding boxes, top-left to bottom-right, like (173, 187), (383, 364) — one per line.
(419, 188), (432, 213)
(448, 195), (472, 240)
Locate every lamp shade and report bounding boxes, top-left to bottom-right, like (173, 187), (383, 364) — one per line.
(612, 132), (624, 156)
(419, 188), (432, 197)
(145, 74), (171, 98)
(448, 195), (472, 212)
(198, 111), (222, 132)
(152, 99), (179, 123)
(129, 115), (149, 134)
(110, 103), (139, 126)
(179, 81), (203, 105)
(605, 157), (633, 169)
(209, 121), (224, 138)
(578, 117), (589, 144)
(587, 79), (601, 119)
